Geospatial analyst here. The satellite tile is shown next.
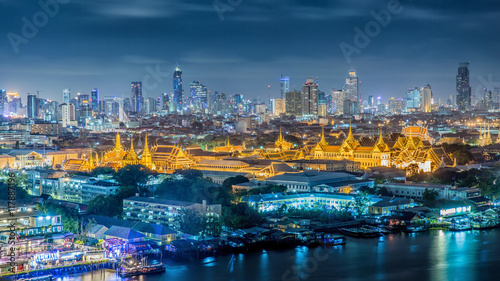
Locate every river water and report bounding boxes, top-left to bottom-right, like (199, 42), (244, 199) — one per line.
(55, 229), (500, 281)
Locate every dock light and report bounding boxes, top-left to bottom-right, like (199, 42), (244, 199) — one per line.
(38, 217), (43, 220)
(46, 216), (51, 219)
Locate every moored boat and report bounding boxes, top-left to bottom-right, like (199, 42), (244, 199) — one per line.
(118, 263), (166, 277)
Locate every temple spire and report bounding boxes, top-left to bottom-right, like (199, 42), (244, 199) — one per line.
(115, 132), (122, 150)
(143, 133), (151, 155)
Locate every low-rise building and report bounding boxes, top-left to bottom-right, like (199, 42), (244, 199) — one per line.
(123, 196), (222, 231)
(380, 183), (481, 201)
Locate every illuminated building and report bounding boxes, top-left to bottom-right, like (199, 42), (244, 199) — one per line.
(27, 94), (39, 119)
(59, 103), (76, 127)
(123, 197), (221, 231)
(173, 66), (183, 112)
(131, 82), (142, 113)
(63, 88), (70, 104)
(478, 124), (493, 146)
(212, 138), (245, 153)
(331, 89), (347, 114)
(285, 90), (302, 117)
(0, 89), (6, 115)
(420, 84), (432, 113)
(190, 81), (208, 112)
(406, 87), (420, 111)
(280, 75), (290, 99)
(456, 62), (471, 111)
(272, 98), (286, 116)
(91, 88), (99, 112)
(302, 77), (318, 116)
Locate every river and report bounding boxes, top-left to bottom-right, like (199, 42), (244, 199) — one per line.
(55, 229), (500, 281)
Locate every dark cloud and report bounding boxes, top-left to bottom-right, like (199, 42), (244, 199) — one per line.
(0, 0), (499, 103)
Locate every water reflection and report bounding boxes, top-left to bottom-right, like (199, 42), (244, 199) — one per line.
(60, 230), (500, 281)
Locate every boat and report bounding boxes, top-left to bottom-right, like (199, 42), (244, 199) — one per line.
(19, 275), (53, 281)
(449, 223), (471, 231)
(118, 263), (166, 277)
(405, 225), (427, 233)
(471, 220), (499, 230)
(320, 234), (346, 246)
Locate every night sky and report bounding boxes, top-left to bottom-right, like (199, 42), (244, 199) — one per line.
(1, 0), (499, 103)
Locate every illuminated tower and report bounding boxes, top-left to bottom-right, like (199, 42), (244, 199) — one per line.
(456, 62), (471, 111)
(173, 66), (183, 112)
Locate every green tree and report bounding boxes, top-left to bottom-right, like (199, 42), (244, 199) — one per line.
(114, 164), (156, 195)
(353, 192), (370, 215)
(14, 141), (20, 149)
(422, 188), (439, 203)
(222, 175), (249, 190)
(222, 203), (264, 230)
(174, 169), (203, 180)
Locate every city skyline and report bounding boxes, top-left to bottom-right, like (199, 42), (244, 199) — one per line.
(1, 0), (499, 103)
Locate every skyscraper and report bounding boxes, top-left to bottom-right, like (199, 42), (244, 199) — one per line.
(420, 84), (432, 113)
(59, 103), (75, 127)
(456, 62), (471, 111)
(331, 89), (347, 114)
(343, 71), (359, 102)
(318, 91), (327, 117)
(368, 95), (374, 107)
(27, 94), (39, 119)
(302, 77), (319, 116)
(91, 88), (99, 112)
(285, 90), (302, 117)
(173, 66), (183, 112)
(406, 87), (420, 111)
(131, 82), (142, 113)
(0, 89), (6, 116)
(280, 75), (290, 99)
(161, 93), (170, 111)
(63, 88), (70, 104)
(190, 81), (208, 112)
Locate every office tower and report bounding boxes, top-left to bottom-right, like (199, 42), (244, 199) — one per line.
(318, 91), (327, 117)
(63, 88), (70, 104)
(388, 97), (404, 115)
(59, 103), (75, 127)
(483, 89), (493, 110)
(420, 85), (432, 113)
(79, 101), (92, 124)
(285, 90), (302, 117)
(91, 88), (99, 112)
(343, 71), (359, 102)
(271, 98), (286, 116)
(190, 81), (208, 112)
(368, 95), (374, 107)
(214, 92), (227, 114)
(131, 82), (142, 113)
(232, 94), (243, 113)
(280, 75), (290, 99)
(98, 99), (106, 113)
(77, 93), (89, 110)
(0, 89), (5, 116)
(173, 66), (183, 112)
(456, 62), (471, 111)
(27, 94), (39, 119)
(406, 87), (420, 111)
(144, 97), (157, 114)
(162, 93), (170, 110)
(302, 77), (319, 116)
(330, 89), (347, 114)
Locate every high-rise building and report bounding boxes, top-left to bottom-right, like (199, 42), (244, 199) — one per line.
(406, 87), (420, 111)
(161, 93), (170, 111)
(388, 97), (404, 115)
(302, 77), (319, 116)
(77, 93), (89, 110)
(318, 91), (327, 117)
(272, 98), (286, 116)
(343, 71), (359, 102)
(368, 95), (374, 108)
(63, 89), (70, 104)
(483, 88), (493, 110)
(144, 97), (157, 114)
(280, 75), (290, 99)
(420, 85), (432, 113)
(131, 82), (142, 113)
(91, 88), (99, 112)
(456, 62), (471, 111)
(59, 103), (75, 127)
(331, 89), (347, 114)
(0, 89), (6, 116)
(285, 90), (302, 117)
(190, 81), (208, 112)
(173, 66), (183, 112)
(27, 94), (39, 119)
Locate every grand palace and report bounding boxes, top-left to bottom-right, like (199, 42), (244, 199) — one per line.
(62, 126), (452, 175)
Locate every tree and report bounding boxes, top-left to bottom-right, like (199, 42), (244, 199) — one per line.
(174, 169), (203, 180)
(36, 202), (80, 234)
(114, 165), (156, 195)
(90, 167), (116, 177)
(14, 141), (20, 149)
(222, 203), (264, 230)
(353, 192), (370, 216)
(222, 175), (249, 190)
(0, 181), (30, 200)
(422, 188), (439, 203)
